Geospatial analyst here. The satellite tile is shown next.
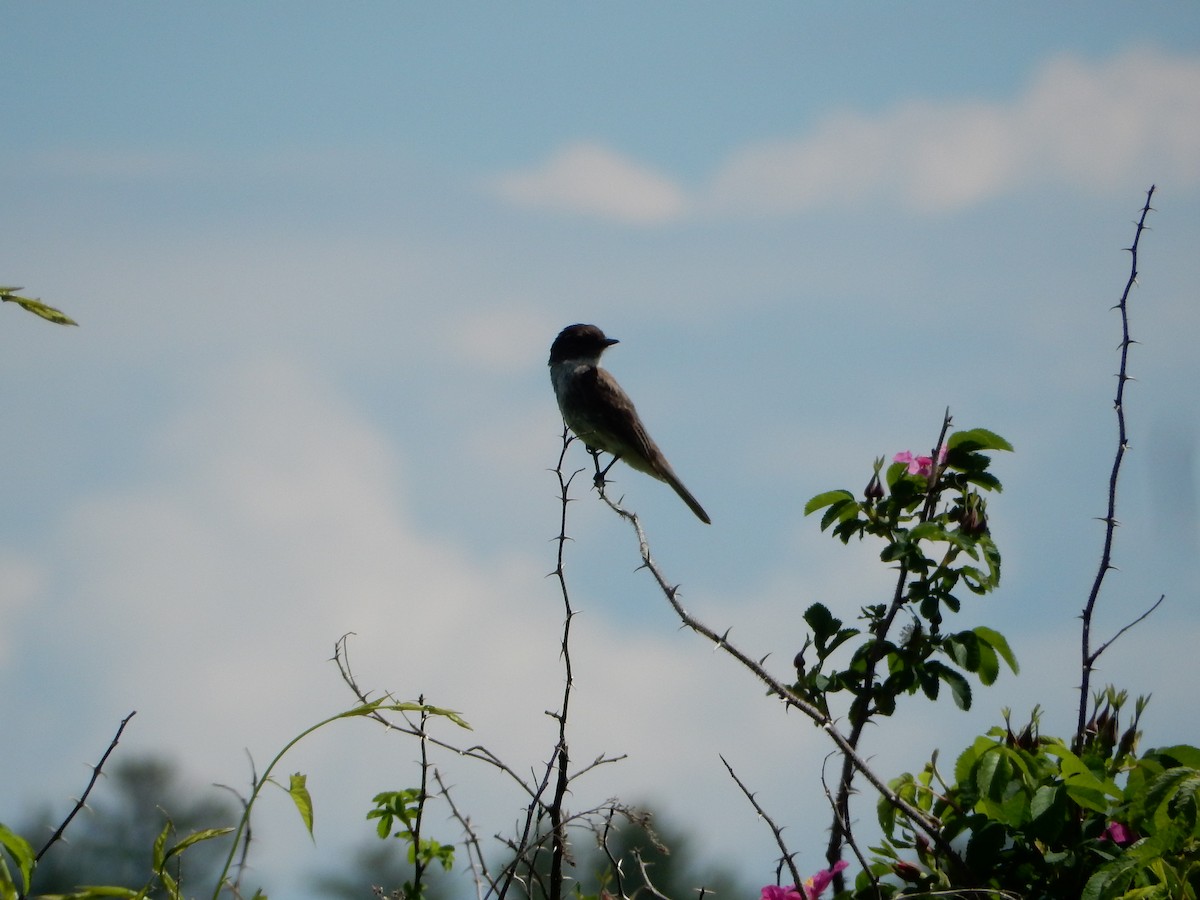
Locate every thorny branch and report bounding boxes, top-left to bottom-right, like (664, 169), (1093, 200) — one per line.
(720, 755), (802, 888)
(592, 483), (957, 867)
(1075, 184), (1159, 752)
(31, 711), (137, 871)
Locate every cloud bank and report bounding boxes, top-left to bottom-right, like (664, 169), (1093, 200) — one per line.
(492, 47), (1200, 222)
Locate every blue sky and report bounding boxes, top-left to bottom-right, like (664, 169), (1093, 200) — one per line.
(3, 4), (1199, 896)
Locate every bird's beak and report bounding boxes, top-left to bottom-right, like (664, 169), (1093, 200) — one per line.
(605, 337), (620, 346)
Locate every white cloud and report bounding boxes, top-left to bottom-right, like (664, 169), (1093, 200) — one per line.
(710, 46), (1200, 215)
(492, 48), (1200, 223)
(490, 142), (688, 224)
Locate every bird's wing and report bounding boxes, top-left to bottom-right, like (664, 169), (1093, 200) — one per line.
(567, 367), (663, 468)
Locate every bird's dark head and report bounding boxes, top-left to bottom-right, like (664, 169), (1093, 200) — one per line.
(548, 323), (619, 365)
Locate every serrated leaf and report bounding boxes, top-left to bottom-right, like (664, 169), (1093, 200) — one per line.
(804, 489), (855, 516)
(803, 603), (836, 639)
(910, 522), (954, 543)
(931, 662), (972, 710)
(1153, 745), (1200, 770)
(819, 497), (860, 533)
(974, 640), (999, 685)
(288, 772), (315, 838)
(944, 632), (981, 673)
(1054, 749), (1120, 812)
(948, 428), (1014, 454)
(973, 626), (1019, 675)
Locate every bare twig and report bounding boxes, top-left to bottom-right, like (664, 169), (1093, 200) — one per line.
(598, 809), (627, 899)
(333, 634), (539, 799)
(719, 755), (801, 888)
(33, 711), (136, 866)
(1076, 185), (1158, 751)
(433, 769), (491, 900)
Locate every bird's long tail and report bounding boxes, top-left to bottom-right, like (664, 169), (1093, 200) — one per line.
(664, 472), (711, 524)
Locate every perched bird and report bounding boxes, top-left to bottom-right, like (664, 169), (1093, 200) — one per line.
(548, 323), (710, 524)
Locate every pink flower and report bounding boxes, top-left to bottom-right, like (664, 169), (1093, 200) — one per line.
(1102, 821), (1135, 846)
(894, 446), (947, 477)
(760, 860), (849, 900)
(801, 860), (849, 899)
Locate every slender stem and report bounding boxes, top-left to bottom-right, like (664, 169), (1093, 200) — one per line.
(1075, 185), (1156, 751)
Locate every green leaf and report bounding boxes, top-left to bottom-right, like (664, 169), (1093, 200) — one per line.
(286, 772), (315, 838)
(819, 497), (860, 533)
(804, 602), (836, 638)
(164, 827), (234, 862)
(933, 662), (972, 710)
(910, 522), (954, 544)
(1052, 745), (1120, 812)
(973, 626), (1018, 675)
(151, 820), (171, 870)
(0, 287), (78, 326)
(338, 699), (472, 730)
(948, 428), (1013, 454)
(804, 489), (856, 516)
(944, 632), (981, 673)
(1029, 784), (1067, 842)
(0, 824), (33, 895)
(1153, 745), (1200, 770)
(975, 747), (1014, 804)
(159, 867), (179, 900)
(964, 820), (1007, 873)
(1082, 852), (1141, 900)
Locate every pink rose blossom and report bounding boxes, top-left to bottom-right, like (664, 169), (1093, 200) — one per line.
(1102, 821), (1135, 846)
(760, 860), (849, 900)
(801, 860), (849, 898)
(894, 446), (947, 477)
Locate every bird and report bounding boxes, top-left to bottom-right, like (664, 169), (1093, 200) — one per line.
(548, 323), (710, 524)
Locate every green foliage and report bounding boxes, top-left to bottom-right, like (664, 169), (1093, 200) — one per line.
(0, 286), (77, 326)
(0, 824), (33, 900)
(798, 428), (1016, 720)
(29, 819), (233, 900)
(286, 772), (315, 839)
(872, 696), (1200, 899)
(368, 789), (455, 871)
(213, 700), (470, 899)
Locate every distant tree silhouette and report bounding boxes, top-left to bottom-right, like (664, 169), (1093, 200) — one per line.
(24, 755), (236, 896)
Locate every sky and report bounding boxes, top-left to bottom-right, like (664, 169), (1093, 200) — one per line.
(2, 3), (1199, 896)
